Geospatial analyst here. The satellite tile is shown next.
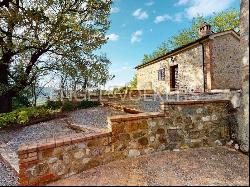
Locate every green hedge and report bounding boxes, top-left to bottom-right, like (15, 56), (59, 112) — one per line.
(46, 100), (100, 111)
(12, 96), (31, 110)
(0, 107), (61, 128)
(76, 100), (100, 109)
(0, 100), (101, 129)
(46, 100), (63, 110)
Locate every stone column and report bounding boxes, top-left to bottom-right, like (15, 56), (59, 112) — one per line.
(239, 0), (249, 152)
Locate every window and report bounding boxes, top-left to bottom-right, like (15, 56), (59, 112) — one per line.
(158, 68), (165, 81)
(170, 65), (178, 91)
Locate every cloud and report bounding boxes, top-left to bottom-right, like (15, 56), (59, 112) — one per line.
(106, 33), (119, 41)
(146, 1), (154, 6)
(131, 30), (143, 43)
(154, 13), (182, 23)
(132, 9), (149, 20)
(174, 13), (183, 22)
(179, 0), (236, 19)
(175, 0), (190, 6)
(154, 14), (172, 23)
(111, 7), (120, 13)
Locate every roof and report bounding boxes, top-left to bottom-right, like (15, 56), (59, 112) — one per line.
(135, 30), (240, 70)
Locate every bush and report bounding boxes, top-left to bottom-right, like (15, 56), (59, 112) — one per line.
(0, 107), (61, 128)
(76, 100), (100, 109)
(61, 102), (75, 111)
(12, 96), (31, 110)
(46, 100), (63, 110)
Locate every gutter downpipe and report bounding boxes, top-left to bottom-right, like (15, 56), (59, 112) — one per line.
(200, 42), (206, 92)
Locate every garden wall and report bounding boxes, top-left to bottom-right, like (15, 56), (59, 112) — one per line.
(17, 100), (232, 186)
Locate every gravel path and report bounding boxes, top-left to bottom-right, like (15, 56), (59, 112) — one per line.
(0, 107), (125, 152)
(0, 159), (18, 186)
(0, 106), (126, 186)
(0, 119), (78, 152)
(69, 106), (126, 129)
(49, 147), (249, 186)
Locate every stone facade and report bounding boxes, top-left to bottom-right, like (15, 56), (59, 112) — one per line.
(17, 100), (232, 185)
(212, 33), (241, 90)
(239, 0), (249, 152)
(137, 44), (204, 94)
(136, 31), (241, 94)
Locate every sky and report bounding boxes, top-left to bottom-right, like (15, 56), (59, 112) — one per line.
(99, 0), (240, 90)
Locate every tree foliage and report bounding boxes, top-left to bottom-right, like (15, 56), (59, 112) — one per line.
(0, 0), (112, 112)
(141, 9), (240, 65)
(142, 42), (169, 64)
(56, 53), (114, 99)
(128, 74), (137, 89)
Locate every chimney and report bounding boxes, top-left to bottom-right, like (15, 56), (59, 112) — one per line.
(199, 22), (212, 37)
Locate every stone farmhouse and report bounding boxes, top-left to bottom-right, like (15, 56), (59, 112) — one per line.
(135, 23), (241, 94)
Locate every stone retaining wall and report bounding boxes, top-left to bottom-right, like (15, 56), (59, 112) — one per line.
(18, 132), (114, 186)
(102, 102), (143, 114)
(160, 100), (231, 147)
(17, 100), (232, 185)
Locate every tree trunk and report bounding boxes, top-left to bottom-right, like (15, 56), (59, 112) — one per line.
(0, 63), (12, 113)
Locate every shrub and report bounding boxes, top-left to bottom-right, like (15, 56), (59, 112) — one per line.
(17, 111), (29, 124)
(61, 102), (75, 112)
(76, 100), (100, 109)
(12, 96), (31, 110)
(46, 100), (63, 110)
(0, 107), (61, 129)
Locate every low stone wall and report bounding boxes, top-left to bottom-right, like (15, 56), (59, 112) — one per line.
(18, 132), (114, 186)
(100, 90), (241, 113)
(102, 102), (143, 114)
(17, 100), (232, 185)
(160, 100), (231, 147)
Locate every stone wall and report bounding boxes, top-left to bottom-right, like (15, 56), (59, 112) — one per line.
(212, 33), (241, 90)
(160, 100), (231, 148)
(239, 0), (249, 153)
(17, 100), (232, 185)
(102, 90), (241, 113)
(137, 32), (241, 94)
(137, 44), (204, 94)
(18, 132), (114, 186)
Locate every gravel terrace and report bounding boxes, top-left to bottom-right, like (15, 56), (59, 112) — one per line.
(0, 119), (79, 152)
(68, 106), (126, 129)
(49, 147), (249, 186)
(0, 119), (80, 175)
(0, 106), (127, 185)
(0, 106), (125, 153)
(0, 159), (18, 186)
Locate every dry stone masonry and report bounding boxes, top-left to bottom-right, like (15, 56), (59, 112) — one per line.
(17, 100), (232, 185)
(136, 26), (241, 94)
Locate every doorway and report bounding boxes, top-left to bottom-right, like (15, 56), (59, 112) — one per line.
(170, 65), (178, 91)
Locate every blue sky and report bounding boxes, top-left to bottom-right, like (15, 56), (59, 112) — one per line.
(99, 0), (240, 89)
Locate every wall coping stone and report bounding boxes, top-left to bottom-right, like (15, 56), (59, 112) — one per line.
(161, 100), (230, 106)
(102, 102), (144, 114)
(17, 131), (112, 155)
(108, 112), (166, 122)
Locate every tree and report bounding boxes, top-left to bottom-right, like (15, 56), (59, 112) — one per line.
(169, 9), (240, 49)
(0, 0), (112, 113)
(129, 74), (137, 89)
(141, 9), (240, 65)
(142, 42), (169, 64)
(55, 53), (114, 100)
